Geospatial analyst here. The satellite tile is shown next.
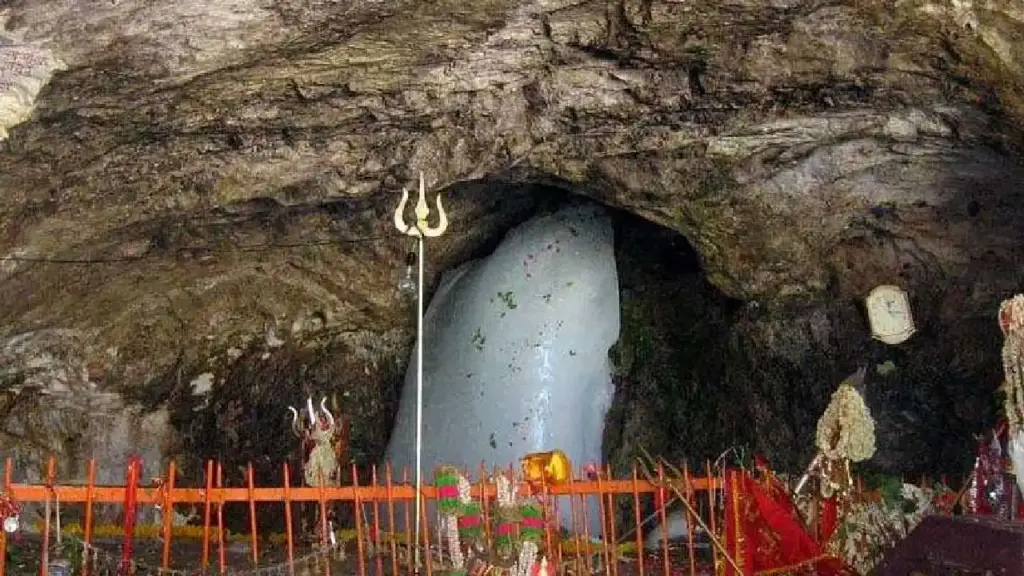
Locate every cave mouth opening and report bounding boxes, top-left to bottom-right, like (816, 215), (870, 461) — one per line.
(164, 179), (995, 532)
(464, 185), (999, 485)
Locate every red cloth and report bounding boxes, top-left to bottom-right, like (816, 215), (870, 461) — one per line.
(817, 497), (839, 544)
(723, 469), (852, 576)
(966, 421), (1018, 517)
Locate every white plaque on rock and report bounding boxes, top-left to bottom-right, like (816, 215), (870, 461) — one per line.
(865, 284), (916, 345)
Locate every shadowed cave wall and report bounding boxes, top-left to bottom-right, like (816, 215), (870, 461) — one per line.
(605, 210), (999, 480)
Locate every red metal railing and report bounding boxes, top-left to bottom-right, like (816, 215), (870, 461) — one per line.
(0, 456), (723, 576)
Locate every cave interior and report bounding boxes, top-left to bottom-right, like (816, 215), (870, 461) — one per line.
(148, 180), (1000, 523)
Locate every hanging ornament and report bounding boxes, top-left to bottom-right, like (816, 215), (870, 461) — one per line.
(2, 515), (17, 534)
(0, 490), (19, 534)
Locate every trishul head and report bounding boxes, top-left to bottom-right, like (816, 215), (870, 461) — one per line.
(393, 171), (448, 238)
(286, 396), (335, 437)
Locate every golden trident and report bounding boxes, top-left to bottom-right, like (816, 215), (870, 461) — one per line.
(393, 171), (448, 238)
(392, 170), (448, 571)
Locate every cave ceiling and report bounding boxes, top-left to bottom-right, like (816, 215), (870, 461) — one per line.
(0, 0), (1022, 389)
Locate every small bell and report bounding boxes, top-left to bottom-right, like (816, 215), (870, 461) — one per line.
(397, 251), (417, 296)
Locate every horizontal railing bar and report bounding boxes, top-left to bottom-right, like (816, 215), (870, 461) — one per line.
(6, 478), (718, 504)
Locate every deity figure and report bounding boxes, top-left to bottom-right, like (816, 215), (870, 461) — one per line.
(287, 397), (342, 487)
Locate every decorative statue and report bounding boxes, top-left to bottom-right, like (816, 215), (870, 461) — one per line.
(287, 397), (341, 487)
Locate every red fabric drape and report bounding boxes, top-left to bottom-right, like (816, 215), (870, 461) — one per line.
(723, 469), (852, 576)
(965, 420), (1023, 518)
(817, 497), (839, 544)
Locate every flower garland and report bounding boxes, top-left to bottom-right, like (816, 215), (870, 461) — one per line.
(999, 295), (1024, 504)
(494, 472), (521, 560)
(513, 500), (543, 576)
(435, 466), (548, 576)
(830, 482), (934, 574)
(457, 478), (484, 551)
(513, 541), (539, 576)
(999, 295), (1024, 433)
(436, 466), (464, 516)
(815, 380), (876, 463)
(436, 466), (476, 574)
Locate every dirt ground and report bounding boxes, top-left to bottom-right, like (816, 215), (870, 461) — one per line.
(3, 535), (714, 575)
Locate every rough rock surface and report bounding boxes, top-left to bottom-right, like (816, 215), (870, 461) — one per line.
(0, 0), (1022, 483)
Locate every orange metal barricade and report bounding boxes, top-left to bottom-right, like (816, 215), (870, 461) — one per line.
(0, 457), (723, 576)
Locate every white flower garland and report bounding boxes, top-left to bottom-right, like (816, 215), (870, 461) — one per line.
(445, 514), (464, 570)
(514, 540), (539, 576)
(494, 471), (541, 576)
(458, 475), (472, 505)
(816, 382), (877, 463)
(496, 473), (516, 508)
(444, 472), (475, 571)
(1000, 295), (1024, 433)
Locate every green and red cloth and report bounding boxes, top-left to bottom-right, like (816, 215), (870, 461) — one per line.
(435, 466), (463, 516)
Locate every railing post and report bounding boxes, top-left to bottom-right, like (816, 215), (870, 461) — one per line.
(657, 462), (669, 576)
(216, 463), (225, 575)
(119, 457), (141, 576)
(82, 460), (96, 576)
(40, 456), (55, 576)
(0, 458), (13, 576)
(352, 464), (366, 576)
(246, 463), (258, 568)
(631, 464), (644, 576)
(160, 461), (176, 571)
(282, 463), (295, 576)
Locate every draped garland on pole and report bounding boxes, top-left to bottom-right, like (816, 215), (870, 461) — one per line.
(814, 372), (877, 503)
(434, 466), (547, 576)
(999, 295), (1024, 502)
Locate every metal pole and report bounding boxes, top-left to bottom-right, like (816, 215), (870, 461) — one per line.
(414, 233), (425, 572)
(393, 171), (448, 574)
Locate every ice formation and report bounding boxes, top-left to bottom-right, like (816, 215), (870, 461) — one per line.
(384, 202), (620, 535)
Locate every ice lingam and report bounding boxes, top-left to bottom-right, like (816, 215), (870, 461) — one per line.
(384, 202), (620, 534)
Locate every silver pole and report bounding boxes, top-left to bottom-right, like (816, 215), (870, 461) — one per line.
(393, 171), (448, 574)
(414, 233), (425, 572)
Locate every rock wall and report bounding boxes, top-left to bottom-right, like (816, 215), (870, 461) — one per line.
(0, 329), (171, 525)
